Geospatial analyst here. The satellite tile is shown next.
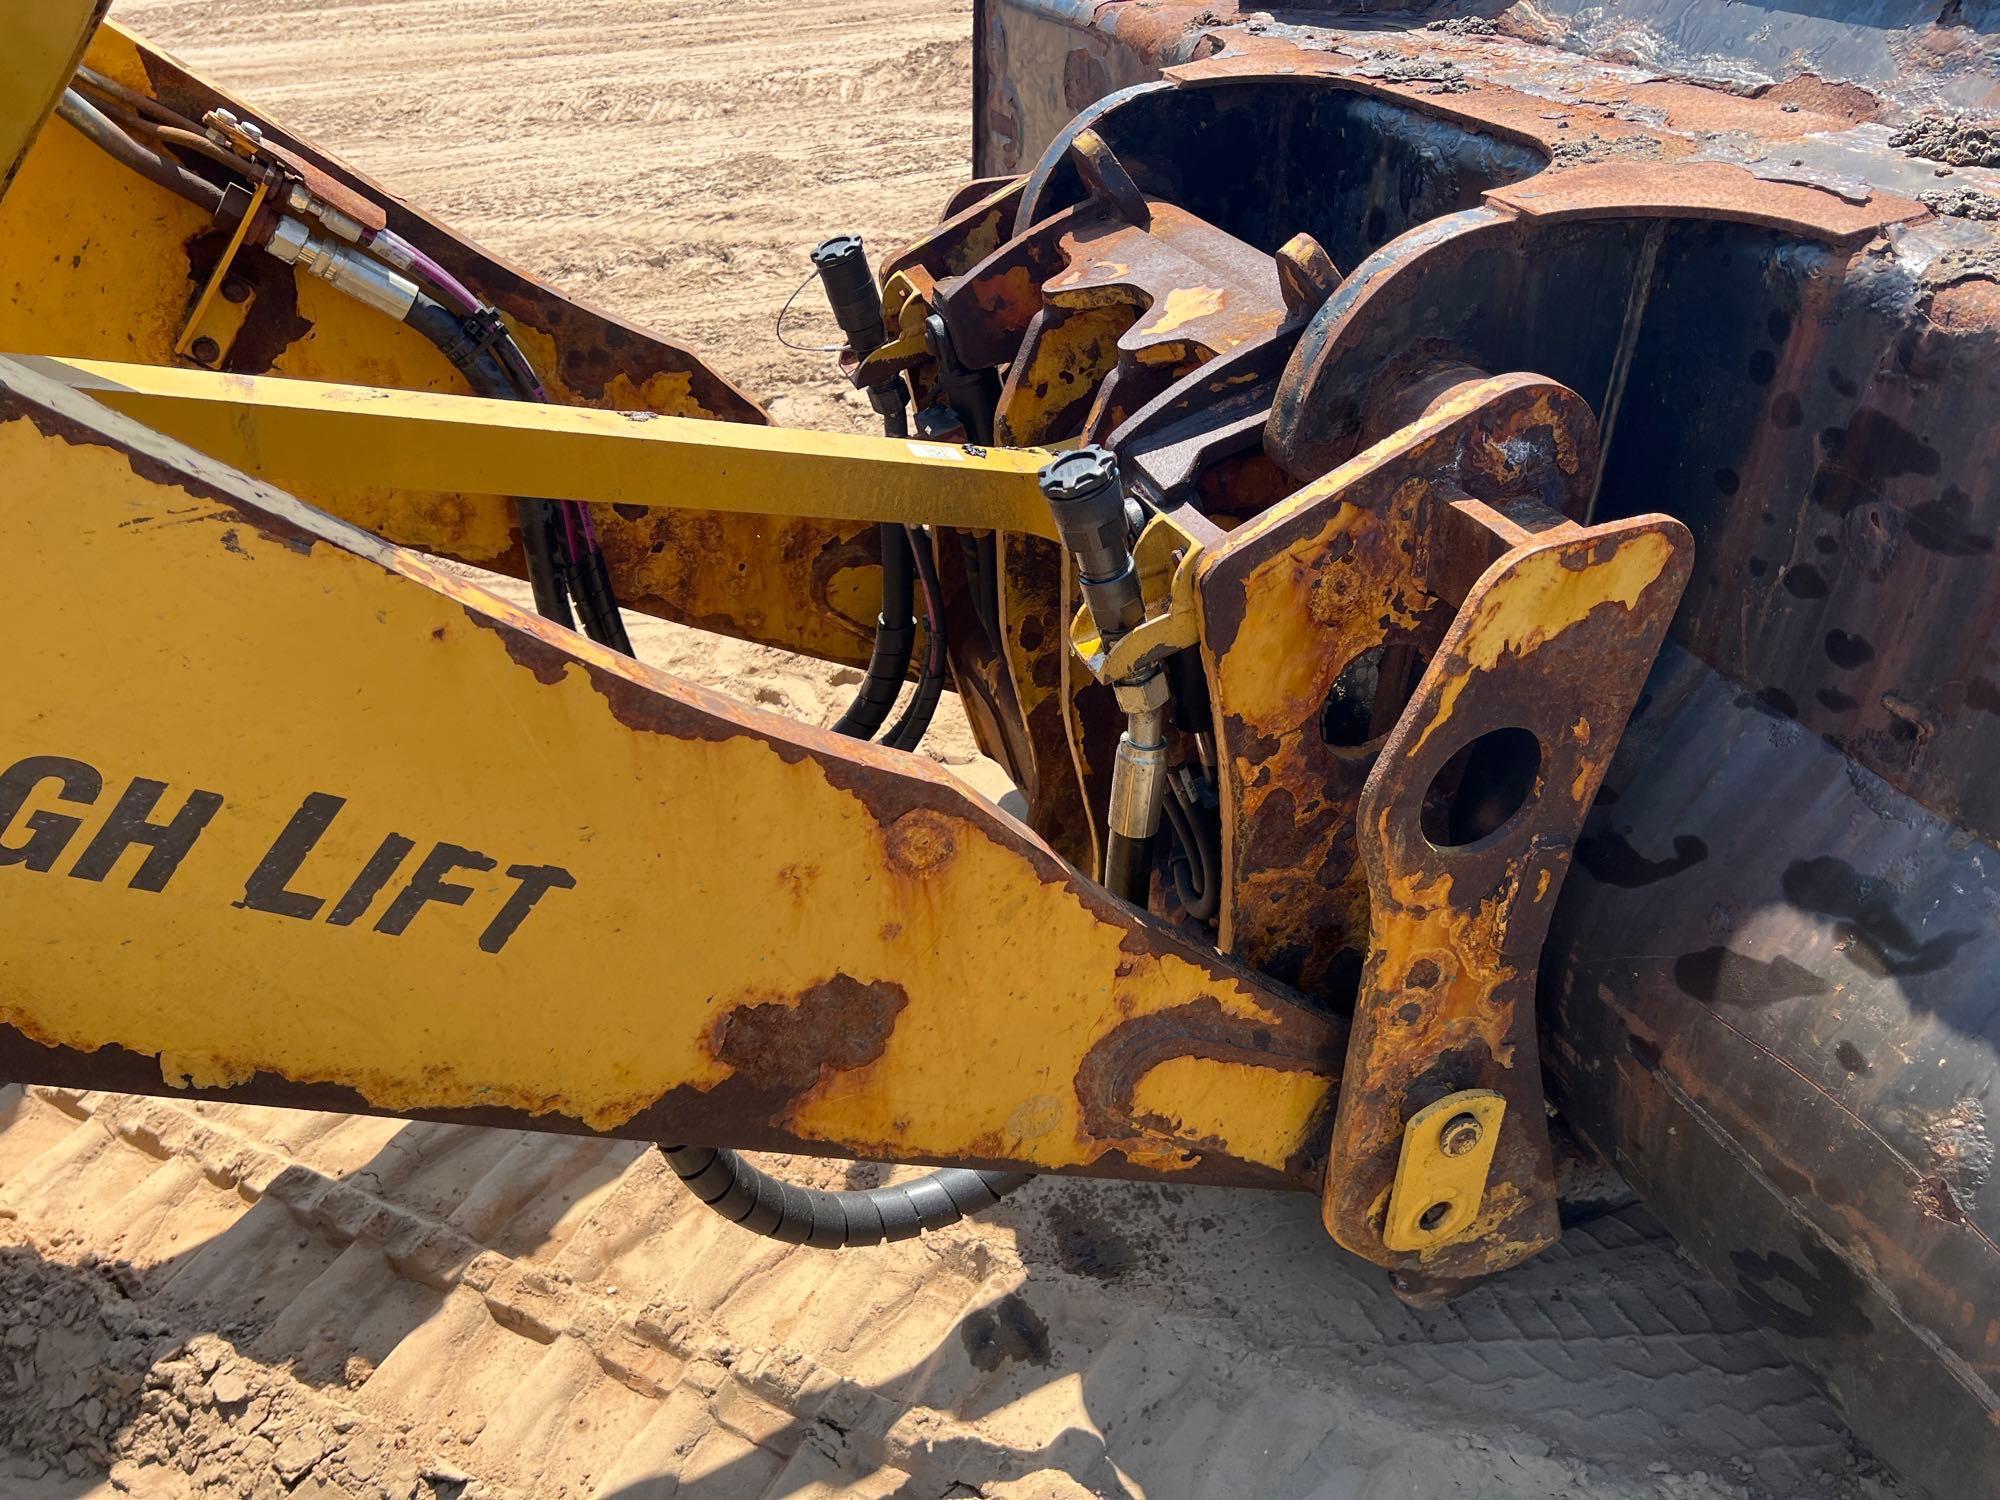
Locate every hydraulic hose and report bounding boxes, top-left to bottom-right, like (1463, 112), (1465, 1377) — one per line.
(404, 294), (631, 651)
(57, 73), (617, 646)
(814, 235), (919, 742)
(55, 89), (223, 211)
(830, 524), (916, 740)
(660, 1145), (1026, 1248)
(655, 241), (1022, 1250)
(1102, 827), (1153, 907)
(1040, 448), (1169, 906)
(404, 292), (578, 632)
(881, 525), (946, 751)
(1162, 772), (1221, 921)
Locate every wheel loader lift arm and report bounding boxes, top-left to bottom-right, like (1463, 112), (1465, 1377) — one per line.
(0, 354), (1342, 1190)
(0, 349), (1687, 1275)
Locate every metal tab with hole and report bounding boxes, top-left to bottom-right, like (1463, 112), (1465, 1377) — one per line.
(1381, 1090), (1508, 1252)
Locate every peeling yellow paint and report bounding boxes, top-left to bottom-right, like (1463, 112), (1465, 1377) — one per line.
(1414, 530), (1676, 758)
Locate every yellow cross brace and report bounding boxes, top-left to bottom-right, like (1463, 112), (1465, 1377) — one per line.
(24, 355), (1064, 539)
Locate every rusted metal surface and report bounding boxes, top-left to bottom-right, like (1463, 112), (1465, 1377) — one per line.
(964, 3), (2000, 1482)
(935, 206), (1089, 371)
(1543, 647), (2000, 1499)
(1264, 192), (2000, 850)
(910, 113), (1343, 860)
(1041, 203), (1289, 367)
(1327, 503), (1690, 1274)
(1191, 369), (1690, 1276)
(1196, 375), (1599, 1005)
(15, 1), (2000, 1483)
(992, 301), (1140, 867)
(886, 176), (1028, 286)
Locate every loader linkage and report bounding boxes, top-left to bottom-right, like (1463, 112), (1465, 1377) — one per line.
(6, 5), (2000, 1488)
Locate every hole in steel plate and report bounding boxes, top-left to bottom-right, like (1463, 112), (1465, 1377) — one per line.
(1421, 726), (1542, 848)
(1418, 1201), (1452, 1232)
(1319, 643), (1428, 748)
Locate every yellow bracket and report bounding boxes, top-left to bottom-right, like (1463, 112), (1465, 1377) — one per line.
(174, 179), (266, 367)
(1069, 511), (1204, 683)
(854, 267), (937, 386)
(1381, 1090), (1508, 1253)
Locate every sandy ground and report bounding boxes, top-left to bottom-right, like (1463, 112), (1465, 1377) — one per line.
(0, 3), (1901, 1498)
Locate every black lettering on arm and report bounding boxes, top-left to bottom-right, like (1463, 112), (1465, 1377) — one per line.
(478, 863), (577, 954)
(326, 833), (416, 927)
(373, 842), (496, 936)
(237, 793), (345, 920)
(0, 756), (104, 872)
(68, 779), (224, 892)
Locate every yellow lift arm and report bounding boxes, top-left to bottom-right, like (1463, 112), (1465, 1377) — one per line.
(0, 355), (1340, 1187)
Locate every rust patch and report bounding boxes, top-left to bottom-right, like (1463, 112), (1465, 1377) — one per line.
(1486, 161), (1920, 244)
(1073, 993), (1345, 1165)
(884, 808), (961, 876)
(460, 605), (573, 687)
(706, 974), (910, 1098)
(182, 225), (315, 378)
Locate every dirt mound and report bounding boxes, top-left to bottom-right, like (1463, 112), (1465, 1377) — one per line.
(1893, 113), (2000, 169)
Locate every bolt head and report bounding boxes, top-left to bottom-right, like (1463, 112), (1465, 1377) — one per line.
(189, 336), (222, 365)
(1439, 1113), (1482, 1157)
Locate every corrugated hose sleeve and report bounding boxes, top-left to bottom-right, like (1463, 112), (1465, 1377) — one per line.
(659, 1144), (1028, 1248)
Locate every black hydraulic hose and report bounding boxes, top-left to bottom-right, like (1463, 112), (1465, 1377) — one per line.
(61, 73), (626, 653)
(1162, 774), (1221, 921)
(820, 253), (918, 742)
(1103, 832), (1151, 906)
(830, 523), (915, 740)
(660, 1145), (1027, 1248)
(56, 89), (223, 211)
(404, 292), (580, 632)
(967, 531), (1003, 656)
(882, 525), (946, 751)
(565, 531), (634, 654)
(658, 238), (1026, 1250)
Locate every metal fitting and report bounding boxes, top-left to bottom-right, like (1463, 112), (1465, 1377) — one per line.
(1106, 707), (1170, 842)
(812, 234), (889, 361)
(265, 215), (311, 262)
(1112, 672), (1171, 716)
(281, 181), (368, 245)
(265, 216), (418, 320)
(203, 107), (268, 159)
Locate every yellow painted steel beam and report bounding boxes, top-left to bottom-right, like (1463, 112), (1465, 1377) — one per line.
(1, 0), (106, 193)
(27, 355), (1065, 540)
(0, 354), (1339, 1184)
